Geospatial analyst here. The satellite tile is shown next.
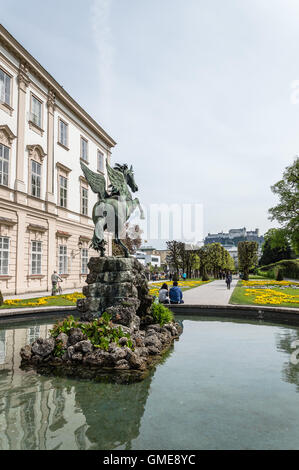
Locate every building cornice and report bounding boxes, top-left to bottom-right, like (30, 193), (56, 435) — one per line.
(56, 162), (72, 174)
(56, 230), (71, 239)
(0, 216), (17, 227)
(0, 124), (17, 145)
(0, 24), (117, 149)
(27, 223), (48, 232)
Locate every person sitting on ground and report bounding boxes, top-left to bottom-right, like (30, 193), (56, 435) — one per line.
(158, 283), (169, 304)
(51, 270), (63, 295)
(169, 281), (184, 304)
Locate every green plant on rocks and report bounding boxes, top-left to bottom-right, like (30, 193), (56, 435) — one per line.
(54, 340), (65, 358)
(151, 303), (174, 326)
(50, 315), (80, 338)
(50, 313), (134, 353)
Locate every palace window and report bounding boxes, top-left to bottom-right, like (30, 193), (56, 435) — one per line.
(81, 187), (88, 215)
(0, 144), (9, 186)
(81, 137), (88, 161)
(31, 241), (42, 275)
(58, 245), (68, 274)
(97, 150), (104, 173)
(31, 95), (42, 128)
(0, 68), (11, 106)
(0, 237), (9, 275)
(58, 119), (68, 147)
(59, 175), (67, 208)
(81, 248), (88, 274)
(31, 160), (41, 198)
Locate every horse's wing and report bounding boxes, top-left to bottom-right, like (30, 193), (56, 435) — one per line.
(106, 161), (126, 195)
(80, 161), (106, 199)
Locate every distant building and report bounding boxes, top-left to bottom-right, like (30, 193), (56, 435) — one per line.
(135, 250), (161, 268)
(222, 245), (238, 267)
(204, 227), (264, 248)
(138, 245), (171, 269)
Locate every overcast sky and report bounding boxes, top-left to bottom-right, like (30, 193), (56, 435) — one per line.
(2, 0), (299, 246)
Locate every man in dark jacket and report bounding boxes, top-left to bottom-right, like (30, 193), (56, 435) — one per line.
(169, 281), (184, 304)
(225, 272), (232, 290)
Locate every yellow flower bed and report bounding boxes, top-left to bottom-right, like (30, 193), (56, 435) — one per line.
(239, 280), (299, 306)
(148, 280), (208, 297)
(3, 292), (84, 308)
(242, 280), (299, 287)
(243, 288), (299, 305)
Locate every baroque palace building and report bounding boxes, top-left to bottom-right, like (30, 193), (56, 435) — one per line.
(0, 25), (116, 295)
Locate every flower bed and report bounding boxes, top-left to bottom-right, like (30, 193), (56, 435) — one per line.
(1, 292), (84, 309)
(230, 280), (299, 308)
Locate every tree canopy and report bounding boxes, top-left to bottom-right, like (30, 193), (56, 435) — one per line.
(269, 157), (299, 254)
(260, 228), (295, 266)
(167, 241), (235, 279)
(238, 241), (258, 280)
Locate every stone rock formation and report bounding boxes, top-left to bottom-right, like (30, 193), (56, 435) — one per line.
(20, 298), (183, 383)
(20, 256), (183, 383)
(77, 257), (153, 324)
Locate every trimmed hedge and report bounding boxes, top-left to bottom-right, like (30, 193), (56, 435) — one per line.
(258, 259), (299, 280)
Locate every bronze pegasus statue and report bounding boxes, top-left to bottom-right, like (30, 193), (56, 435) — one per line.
(80, 160), (144, 257)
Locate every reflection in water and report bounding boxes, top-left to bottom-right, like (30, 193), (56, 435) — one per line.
(1, 316), (299, 450)
(276, 329), (299, 391)
(0, 320), (155, 450)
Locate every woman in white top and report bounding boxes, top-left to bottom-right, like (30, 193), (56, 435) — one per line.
(158, 283), (169, 304)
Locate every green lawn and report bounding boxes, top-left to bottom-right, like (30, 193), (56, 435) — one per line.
(229, 281), (299, 308)
(0, 293), (83, 309)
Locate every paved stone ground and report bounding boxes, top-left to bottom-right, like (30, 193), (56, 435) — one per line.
(182, 278), (238, 305)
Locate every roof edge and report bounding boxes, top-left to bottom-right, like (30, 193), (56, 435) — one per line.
(0, 24), (117, 148)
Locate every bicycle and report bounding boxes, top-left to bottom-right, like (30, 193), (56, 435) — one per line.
(57, 281), (63, 295)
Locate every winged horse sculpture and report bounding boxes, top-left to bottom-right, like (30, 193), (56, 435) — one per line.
(80, 160), (145, 257)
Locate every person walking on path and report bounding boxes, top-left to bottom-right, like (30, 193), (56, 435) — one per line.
(51, 270), (63, 296)
(158, 283), (169, 304)
(169, 281), (184, 304)
(225, 271), (232, 290)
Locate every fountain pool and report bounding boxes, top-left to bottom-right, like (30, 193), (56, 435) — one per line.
(0, 314), (298, 450)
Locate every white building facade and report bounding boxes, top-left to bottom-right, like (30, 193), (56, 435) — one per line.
(0, 25), (116, 295)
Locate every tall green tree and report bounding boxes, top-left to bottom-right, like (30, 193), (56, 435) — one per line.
(198, 246), (211, 281)
(238, 241), (258, 280)
(208, 243), (223, 278)
(269, 157), (299, 254)
(260, 228), (294, 266)
(166, 240), (184, 274)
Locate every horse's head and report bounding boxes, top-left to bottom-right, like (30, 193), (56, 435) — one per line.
(126, 165), (138, 192)
(114, 163), (138, 193)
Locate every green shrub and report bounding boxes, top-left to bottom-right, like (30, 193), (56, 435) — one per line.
(50, 313), (134, 353)
(151, 303), (174, 326)
(0, 291), (3, 307)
